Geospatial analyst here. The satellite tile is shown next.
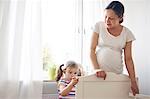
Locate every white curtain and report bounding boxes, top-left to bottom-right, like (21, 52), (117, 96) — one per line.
(0, 0), (43, 99)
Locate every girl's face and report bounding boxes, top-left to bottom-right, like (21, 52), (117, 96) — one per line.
(104, 9), (122, 29)
(64, 67), (78, 80)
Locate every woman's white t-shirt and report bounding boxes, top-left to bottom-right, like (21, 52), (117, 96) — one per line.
(93, 21), (135, 74)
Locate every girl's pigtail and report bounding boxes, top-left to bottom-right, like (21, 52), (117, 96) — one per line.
(56, 64), (64, 82)
(77, 69), (81, 76)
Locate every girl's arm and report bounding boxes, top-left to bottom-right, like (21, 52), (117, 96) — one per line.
(59, 78), (78, 96)
(59, 83), (74, 96)
(90, 32), (100, 70)
(124, 41), (139, 95)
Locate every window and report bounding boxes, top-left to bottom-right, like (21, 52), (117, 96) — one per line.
(41, 0), (81, 80)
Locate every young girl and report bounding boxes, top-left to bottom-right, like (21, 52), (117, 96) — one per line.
(56, 61), (80, 97)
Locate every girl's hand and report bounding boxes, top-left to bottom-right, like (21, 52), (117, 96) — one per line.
(131, 81), (139, 96)
(70, 77), (79, 85)
(95, 70), (106, 80)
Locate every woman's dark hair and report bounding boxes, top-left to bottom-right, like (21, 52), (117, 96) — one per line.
(105, 1), (124, 23)
(56, 61), (79, 82)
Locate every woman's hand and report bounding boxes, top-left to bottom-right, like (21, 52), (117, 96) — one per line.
(70, 77), (79, 85)
(95, 70), (107, 80)
(131, 81), (139, 96)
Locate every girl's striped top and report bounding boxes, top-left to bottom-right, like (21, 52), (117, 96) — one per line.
(58, 79), (75, 99)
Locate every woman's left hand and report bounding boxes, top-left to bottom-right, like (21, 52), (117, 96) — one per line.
(131, 81), (139, 96)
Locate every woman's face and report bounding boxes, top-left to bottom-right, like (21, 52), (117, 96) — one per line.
(104, 9), (122, 29)
(64, 67), (78, 80)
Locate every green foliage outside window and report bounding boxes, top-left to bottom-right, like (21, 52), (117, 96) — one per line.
(43, 47), (57, 80)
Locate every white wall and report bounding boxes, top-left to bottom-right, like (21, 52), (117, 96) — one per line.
(123, 0), (150, 95)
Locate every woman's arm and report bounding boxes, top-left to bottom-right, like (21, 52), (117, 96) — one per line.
(90, 32), (100, 70)
(124, 41), (136, 82)
(90, 32), (106, 79)
(124, 41), (139, 95)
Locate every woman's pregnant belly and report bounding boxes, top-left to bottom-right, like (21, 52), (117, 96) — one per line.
(96, 47), (123, 74)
